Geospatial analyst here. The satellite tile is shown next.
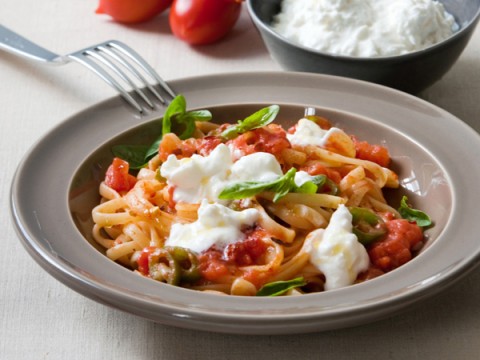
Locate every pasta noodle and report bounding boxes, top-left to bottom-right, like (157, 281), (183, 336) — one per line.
(91, 103), (430, 296)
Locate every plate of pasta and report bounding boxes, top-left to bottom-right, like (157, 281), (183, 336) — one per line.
(10, 72), (480, 334)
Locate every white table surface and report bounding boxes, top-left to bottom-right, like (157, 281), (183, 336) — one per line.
(2, 1), (480, 359)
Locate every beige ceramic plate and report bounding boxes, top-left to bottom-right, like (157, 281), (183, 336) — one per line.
(10, 72), (480, 334)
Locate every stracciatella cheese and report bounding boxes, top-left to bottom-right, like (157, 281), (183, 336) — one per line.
(160, 143), (316, 204)
(272, 0), (459, 57)
(305, 204), (370, 290)
(166, 200), (260, 253)
(287, 118), (347, 148)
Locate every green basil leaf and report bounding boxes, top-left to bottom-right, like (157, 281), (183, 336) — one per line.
(144, 95), (213, 160)
(218, 168), (326, 202)
(111, 95), (212, 169)
(219, 168), (297, 202)
(398, 196), (432, 227)
(176, 110), (213, 139)
(162, 94), (187, 135)
(218, 181), (273, 200)
(144, 96), (186, 161)
(179, 110), (212, 123)
(256, 277), (307, 297)
(271, 168), (297, 202)
(112, 144), (149, 169)
(144, 134), (163, 162)
(220, 105), (280, 140)
(177, 116), (197, 140)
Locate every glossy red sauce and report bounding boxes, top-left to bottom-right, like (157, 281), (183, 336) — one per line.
(368, 218), (424, 271)
(198, 228), (269, 282)
(299, 161), (342, 184)
(195, 136), (223, 156)
(228, 124), (291, 158)
(352, 136), (391, 167)
(104, 157), (137, 192)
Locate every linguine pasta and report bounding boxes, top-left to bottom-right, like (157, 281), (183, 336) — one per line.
(91, 101), (429, 296)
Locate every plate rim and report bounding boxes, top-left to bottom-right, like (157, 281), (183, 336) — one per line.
(10, 71), (480, 334)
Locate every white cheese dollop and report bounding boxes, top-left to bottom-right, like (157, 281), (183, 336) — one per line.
(287, 118), (347, 148)
(272, 0), (459, 57)
(165, 200), (260, 253)
(230, 151), (283, 183)
(160, 144), (288, 204)
(160, 143), (233, 204)
(294, 170), (316, 187)
(306, 204), (370, 290)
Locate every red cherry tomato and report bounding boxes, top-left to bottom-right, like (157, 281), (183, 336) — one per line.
(169, 0), (242, 45)
(96, 0), (173, 24)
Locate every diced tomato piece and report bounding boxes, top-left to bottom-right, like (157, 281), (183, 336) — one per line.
(228, 124), (291, 157)
(195, 136), (223, 156)
(242, 268), (271, 289)
(159, 135), (197, 162)
(299, 161), (342, 184)
(104, 157), (136, 192)
(198, 251), (230, 281)
(368, 219), (424, 272)
(352, 136), (391, 167)
(137, 247), (155, 276)
(224, 229), (268, 266)
(198, 228), (270, 283)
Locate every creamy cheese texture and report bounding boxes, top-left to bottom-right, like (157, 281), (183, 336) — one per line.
(166, 200), (260, 253)
(272, 0), (459, 57)
(161, 143), (319, 253)
(287, 118), (346, 147)
(230, 151), (283, 183)
(160, 143), (314, 204)
(294, 170), (316, 187)
(161, 130), (370, 285)
(306, 204), (370, 290)
(160, 143), (233, 204)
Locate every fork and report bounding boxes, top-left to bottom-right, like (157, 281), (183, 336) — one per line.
(0, 24), (176, 113)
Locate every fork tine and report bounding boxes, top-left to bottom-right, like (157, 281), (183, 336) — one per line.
(108, 40), (177, 100)
(68, 53), (144, 113)
(0, 25), (175, 112)
(97, 45), (166, 104)
(85, 49), (155, 109)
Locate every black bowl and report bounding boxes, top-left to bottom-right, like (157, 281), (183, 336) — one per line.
(247, 0), (480, 93)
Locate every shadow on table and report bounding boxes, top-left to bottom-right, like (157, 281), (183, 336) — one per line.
(120, 10), (269, 61)
(419, 56), (480, 132)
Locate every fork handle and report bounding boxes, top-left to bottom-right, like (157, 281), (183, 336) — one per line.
(0, 25), (64, 64)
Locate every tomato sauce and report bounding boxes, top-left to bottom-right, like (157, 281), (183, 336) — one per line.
(195, 136), (223, 156)
(159, 137), (197, 161)
(198, 251), (230, 282)
(299, 161), (342, 184)
(368, 219), (424, 271)
(224, 228), (269, 266)
(198, 228), (269, 282)
(352, 136), (391, 167)
(104, 157), (137, 192)
(136, 247), (155, 276)
(228, 124), (291, 158)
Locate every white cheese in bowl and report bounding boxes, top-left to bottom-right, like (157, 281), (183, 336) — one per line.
(272, 0), (459, 57)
